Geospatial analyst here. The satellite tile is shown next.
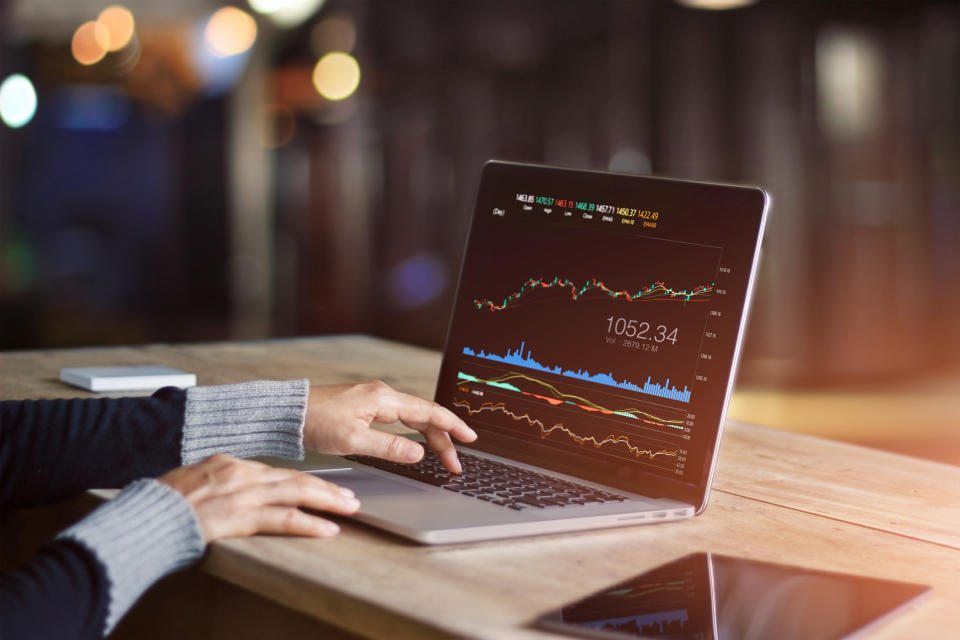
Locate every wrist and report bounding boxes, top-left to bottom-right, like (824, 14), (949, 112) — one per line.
(58, 479), (206, 634)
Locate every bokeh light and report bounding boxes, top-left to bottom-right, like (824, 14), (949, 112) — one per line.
(72, 20), (111, 66)
(312, 52), (361, 101)
(205, 7), (258, 58)
(248, 0), (325, 28)
(0, 74), (38, 129)
(387, 253), (449, 311)
(816, 27), (883, 139)
(191, 17), (253, 96)
(54, 86), (131, 131)
(97, 6), (136, 52)
(310, 16), (356, 56)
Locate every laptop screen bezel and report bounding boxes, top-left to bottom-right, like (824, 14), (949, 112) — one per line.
(434, 160), (769, 510)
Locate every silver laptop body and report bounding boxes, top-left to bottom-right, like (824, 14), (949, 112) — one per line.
(297, 161), (769, 545)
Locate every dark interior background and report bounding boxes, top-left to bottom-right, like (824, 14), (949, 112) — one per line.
(2, 0), (959, 460)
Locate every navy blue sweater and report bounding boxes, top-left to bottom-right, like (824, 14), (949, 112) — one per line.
(0, 388), (186, 640)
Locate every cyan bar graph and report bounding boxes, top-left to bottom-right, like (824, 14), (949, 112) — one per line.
(462, 341), (691, 403)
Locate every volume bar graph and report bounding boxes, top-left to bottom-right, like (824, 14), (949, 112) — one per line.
(462, 342), (692, 402)
(473, 277), (712, 312)
(453, 399), (681, 460)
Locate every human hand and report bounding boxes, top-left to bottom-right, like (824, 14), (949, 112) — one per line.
(159, 454), (360, 542)
(303, 380), (477, 473)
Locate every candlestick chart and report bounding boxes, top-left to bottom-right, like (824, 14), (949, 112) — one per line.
(473, 276), (713, 312)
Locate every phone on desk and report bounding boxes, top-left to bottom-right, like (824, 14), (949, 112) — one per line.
(535, 552), (929, 640)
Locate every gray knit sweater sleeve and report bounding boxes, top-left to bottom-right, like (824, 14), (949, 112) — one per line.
(58, 479), (206, 634)
(58, 378), (311, 636)
(182, 379), (309, 463)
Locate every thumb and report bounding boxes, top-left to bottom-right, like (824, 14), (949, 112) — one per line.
(352, 430), (424, 464)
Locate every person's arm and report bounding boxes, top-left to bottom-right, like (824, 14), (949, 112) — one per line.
(1, 540), (108, 640)
(0, 380), (312, 639)
(0, 481), (200, 640)
(0, 380), (309, 509)
(0, 388), (184, 509)
(0, 378), (475, 639)
(0, 458), (359, 640)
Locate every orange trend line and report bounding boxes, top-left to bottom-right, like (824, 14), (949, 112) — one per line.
(463, 370), (685, 424)
(453, 399), (680, 460)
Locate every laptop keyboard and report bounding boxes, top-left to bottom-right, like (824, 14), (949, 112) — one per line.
(345, 450), (631, 511)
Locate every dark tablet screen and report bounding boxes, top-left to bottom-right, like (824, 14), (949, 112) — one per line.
(536, 553), (929, 640)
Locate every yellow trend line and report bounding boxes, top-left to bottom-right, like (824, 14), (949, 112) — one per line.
(453, 399), (680, 460)
(477, 371), (684, 424)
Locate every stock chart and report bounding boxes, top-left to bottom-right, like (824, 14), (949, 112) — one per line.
(434, 164), (764, 492)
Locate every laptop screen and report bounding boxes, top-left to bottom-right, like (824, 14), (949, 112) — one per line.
(435, 161), (768, 506)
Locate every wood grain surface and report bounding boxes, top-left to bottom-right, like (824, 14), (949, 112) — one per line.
(2, 336), (957, 639)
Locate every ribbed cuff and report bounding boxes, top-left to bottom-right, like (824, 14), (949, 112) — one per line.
(181, 379), (309, 464)
(58, 479), (206, 635)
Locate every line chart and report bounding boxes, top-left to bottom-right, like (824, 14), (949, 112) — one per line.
(473, 277), (713, 312)
(463, 341), (692, 402)
(457, 371), (685, 429)
(452, 398), (681, 460)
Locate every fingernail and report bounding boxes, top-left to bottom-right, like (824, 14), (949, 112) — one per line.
(322, 522), (340, 535)
(339, 487), (355, 498)
(403, 444), (421, 461)
(344, 497), (361, 510)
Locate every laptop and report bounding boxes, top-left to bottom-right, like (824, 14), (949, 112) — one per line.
(300, 160), (769, 544)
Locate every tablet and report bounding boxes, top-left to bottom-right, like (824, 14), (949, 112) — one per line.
(536, 552), (930, 640)
(59, 365), (197, 392)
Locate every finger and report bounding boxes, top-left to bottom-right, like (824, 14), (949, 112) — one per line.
(192, 465), (357, 508)
(371, 389), (477, 443)
(255, 506), (342, 538)
(349, 428), (425, 464)
(252, 474), (361, 515)
(253, 466), (356, 497)
(419, 427), (461, 473)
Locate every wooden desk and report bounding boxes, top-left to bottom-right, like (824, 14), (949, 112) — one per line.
(2, 336), (958, 639)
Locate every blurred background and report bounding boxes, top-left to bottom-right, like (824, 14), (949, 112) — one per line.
(1, 0), (958, 462)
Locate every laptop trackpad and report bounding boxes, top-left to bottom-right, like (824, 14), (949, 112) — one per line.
(310, 468), (427, 497)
